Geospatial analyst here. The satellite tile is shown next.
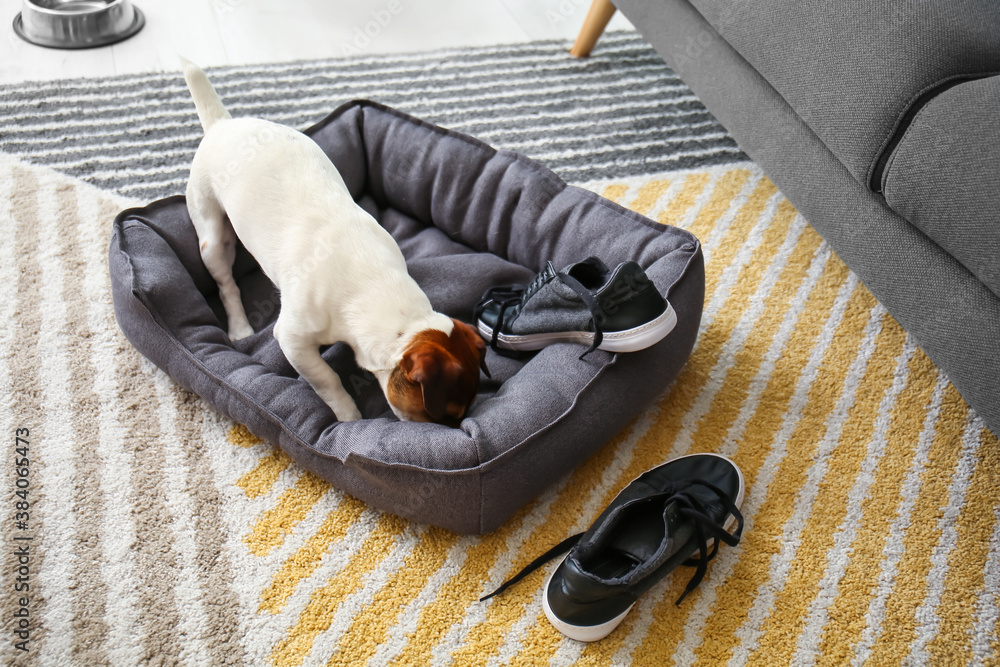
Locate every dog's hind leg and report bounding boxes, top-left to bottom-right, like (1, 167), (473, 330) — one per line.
(187, 184), (255, 341)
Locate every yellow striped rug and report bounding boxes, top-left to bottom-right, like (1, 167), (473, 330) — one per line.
(2, 152), (997, 666)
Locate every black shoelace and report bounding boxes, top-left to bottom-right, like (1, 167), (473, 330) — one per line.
(480, 479), (744, 605)
(474, 262), (608, 360)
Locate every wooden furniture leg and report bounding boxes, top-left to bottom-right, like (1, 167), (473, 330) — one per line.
(570, 0), (617, 58)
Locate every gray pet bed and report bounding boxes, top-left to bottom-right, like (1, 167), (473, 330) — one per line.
(109, 100), (705, 534)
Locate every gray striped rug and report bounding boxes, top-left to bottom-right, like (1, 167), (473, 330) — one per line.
(0, 31), (746, 199)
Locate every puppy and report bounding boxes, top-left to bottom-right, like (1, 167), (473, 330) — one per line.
(181, 59), (487, 424)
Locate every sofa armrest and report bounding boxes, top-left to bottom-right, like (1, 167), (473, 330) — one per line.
(882, 76), (1000, 300)
(682, 0), (1000, 190)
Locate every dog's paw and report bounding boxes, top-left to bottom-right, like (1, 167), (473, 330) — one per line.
(229, 323), (255, 341)
(333, 403), (363, 422)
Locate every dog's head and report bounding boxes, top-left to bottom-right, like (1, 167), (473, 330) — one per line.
(386, 319), (489, 426)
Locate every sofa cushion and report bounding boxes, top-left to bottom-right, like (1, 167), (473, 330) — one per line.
(881, 76), (1000, 299)
(686, 0), (1000, 190)
(108, 100), (705, 534)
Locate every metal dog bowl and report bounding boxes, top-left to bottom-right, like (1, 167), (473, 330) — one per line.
(13, 0), (144, 49)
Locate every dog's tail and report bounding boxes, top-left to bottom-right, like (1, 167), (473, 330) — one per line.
(180, 56), (231, 132)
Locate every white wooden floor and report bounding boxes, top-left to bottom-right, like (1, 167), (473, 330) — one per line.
(1, 0), (634, 85)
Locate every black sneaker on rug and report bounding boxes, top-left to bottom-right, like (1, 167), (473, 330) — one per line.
(480, 453), (745, 643)
(474, 256), (676, 359)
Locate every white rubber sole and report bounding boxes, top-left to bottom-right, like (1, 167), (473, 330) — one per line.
(540, 452), (745, 642)
(477, 301), (677, 354)
(542, 574), (635, 643)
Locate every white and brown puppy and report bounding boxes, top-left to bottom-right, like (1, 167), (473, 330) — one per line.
(181, 59), (487, 424)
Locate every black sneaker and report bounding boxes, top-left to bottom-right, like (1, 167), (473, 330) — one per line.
(474, 257), (676, 359)
(481, 453), (745, 642)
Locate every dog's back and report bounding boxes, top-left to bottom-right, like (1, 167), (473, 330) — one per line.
(181, 60), (380, 290)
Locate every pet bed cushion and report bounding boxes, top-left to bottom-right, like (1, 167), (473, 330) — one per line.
(109, 100), (705, 534)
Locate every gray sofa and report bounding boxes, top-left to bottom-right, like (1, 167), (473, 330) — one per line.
(597, 0), (1000, 436)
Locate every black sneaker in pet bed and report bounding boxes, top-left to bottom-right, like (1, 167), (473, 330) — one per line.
(480, 452), (745, 642)
(474, 256), (677, 359)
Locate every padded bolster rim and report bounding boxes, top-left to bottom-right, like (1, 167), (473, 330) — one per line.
(308, 99), (692, 254)
(108, 104), (707, 532)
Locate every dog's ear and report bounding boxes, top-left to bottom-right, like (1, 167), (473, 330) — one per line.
(478, 339), (490, 378)
(451, 319), (490, 379)
(402, 345), (458, 422)
(473, 327), (490, 378)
